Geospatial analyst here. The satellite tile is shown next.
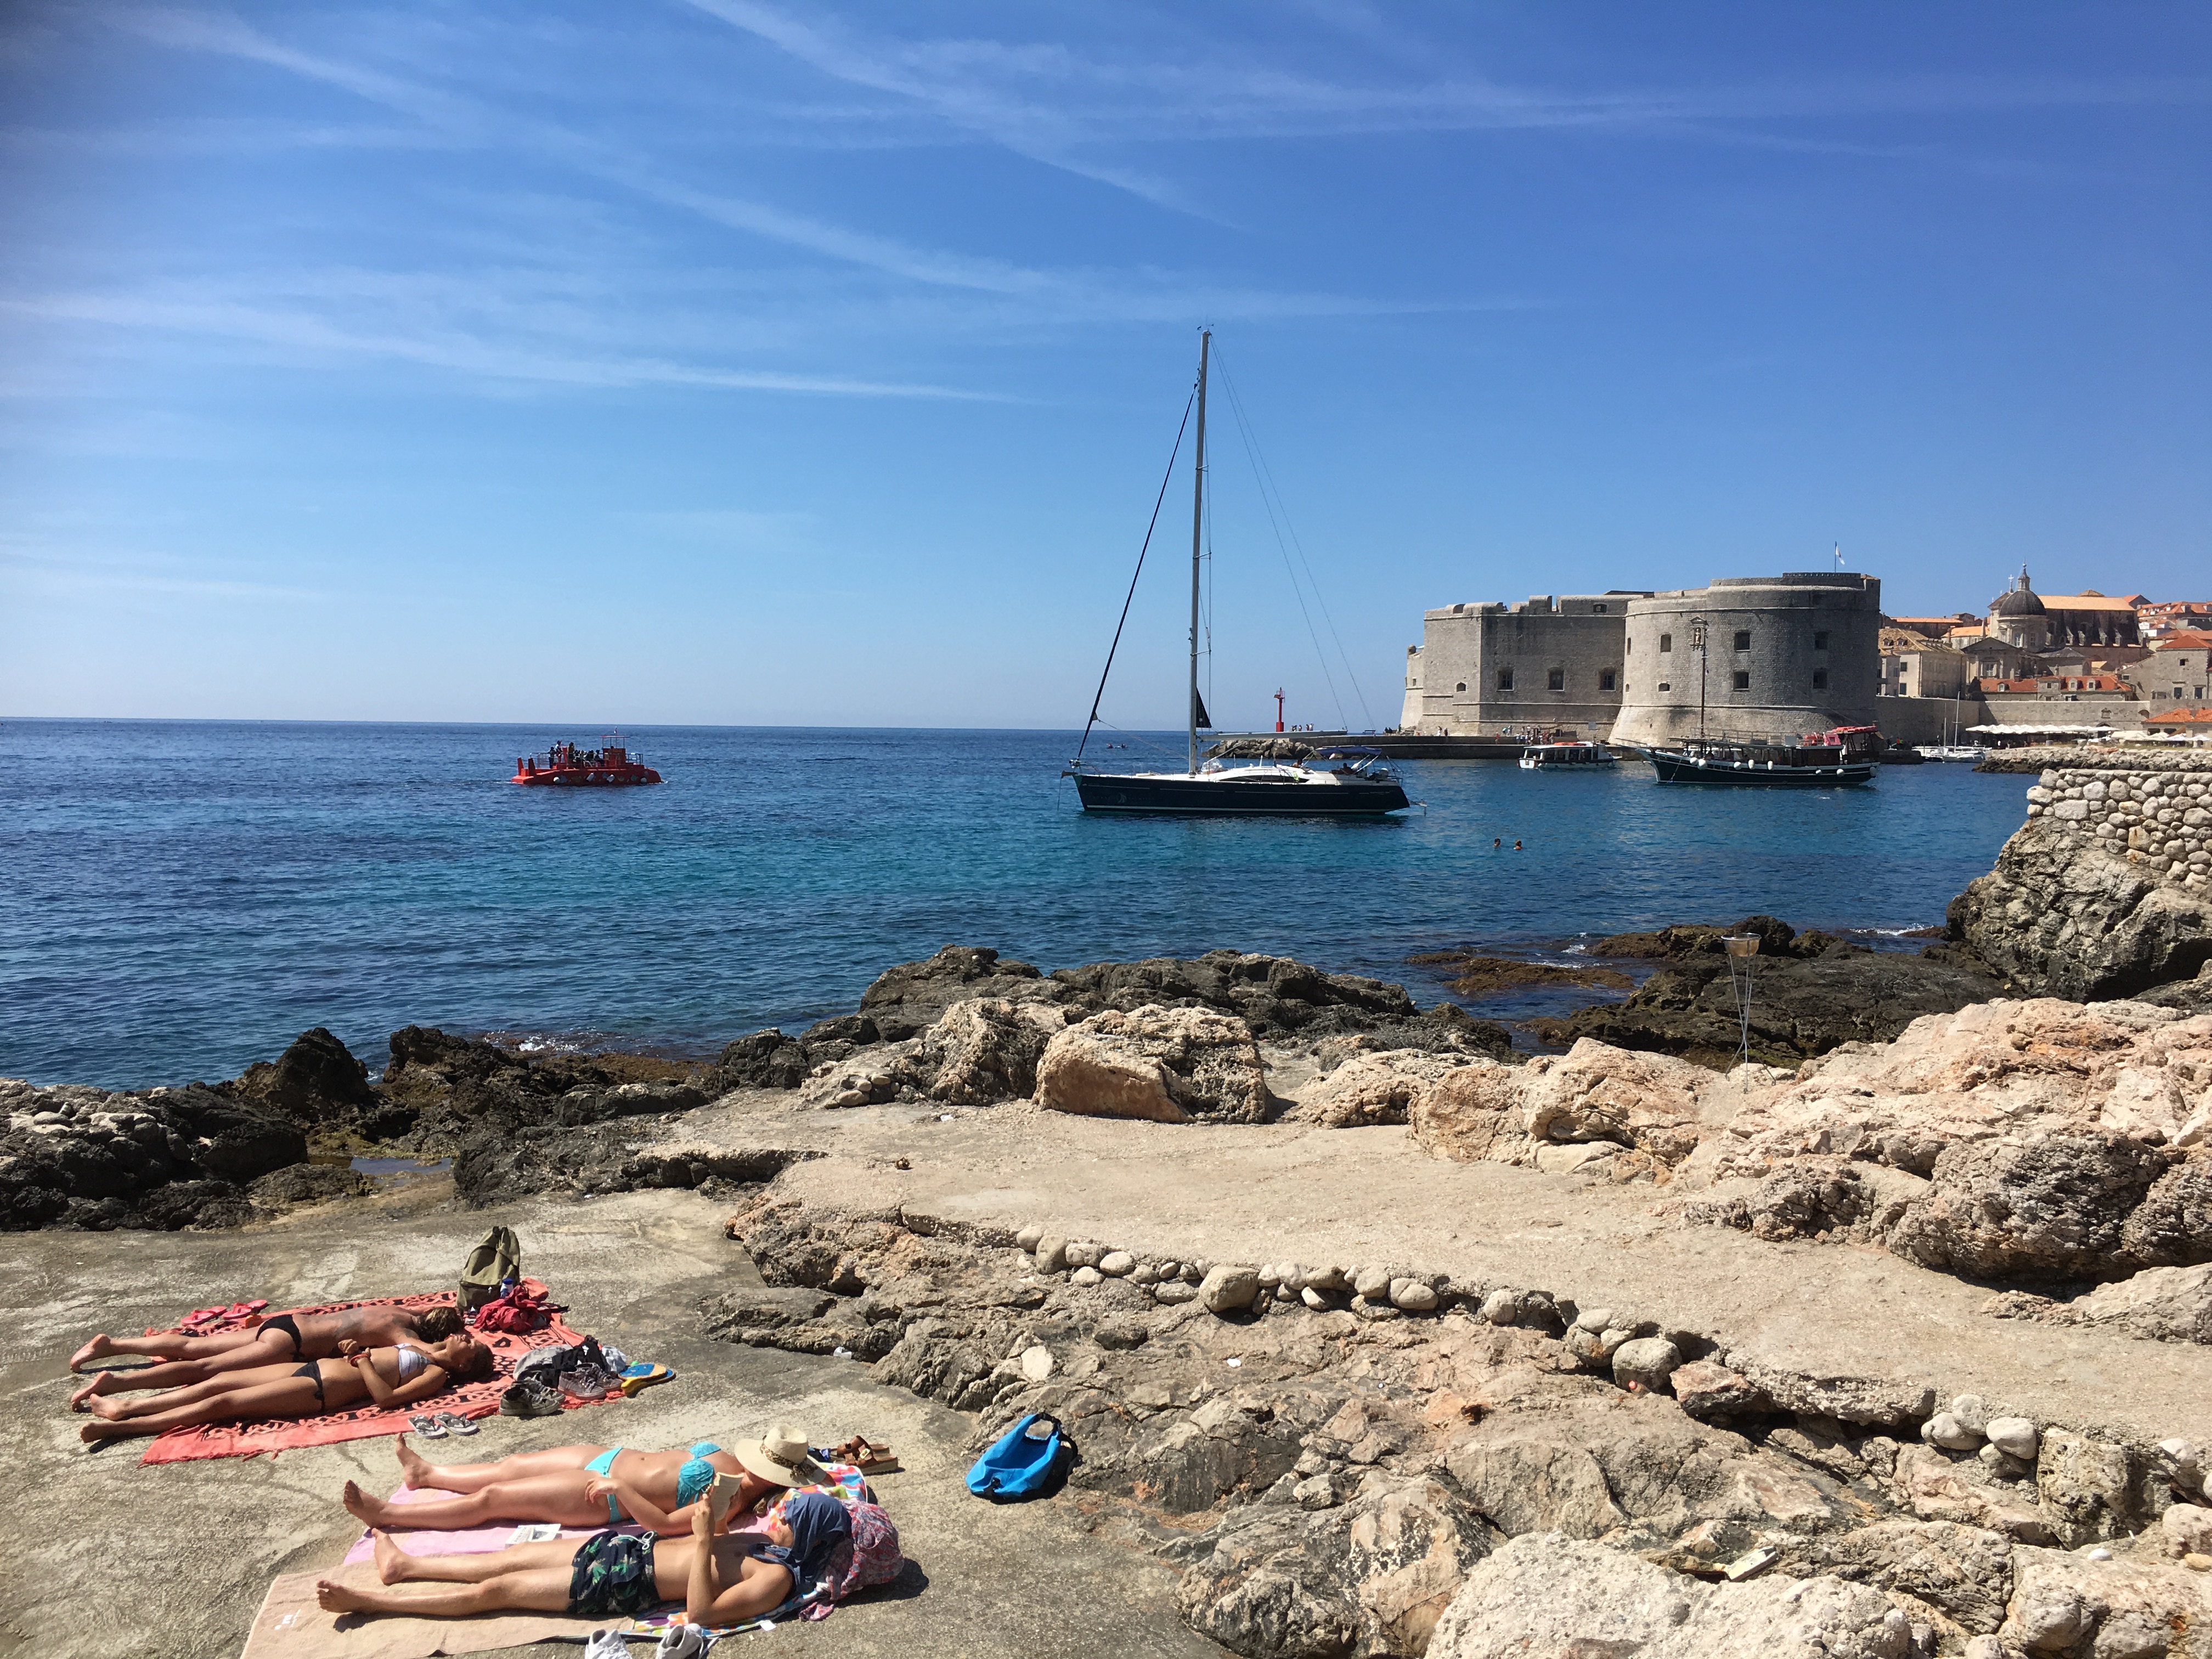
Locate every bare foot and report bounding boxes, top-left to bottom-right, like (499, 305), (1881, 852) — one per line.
(371, 1530), (411, 1586)
(80, 1420), (123, 1444)
(342, 1480), (388, 1529)
(316, 1578), (374, 1614)
(85, 1394), (134, 1422)
(70, 1334), (115, 1372)
(69, 1375), (108, 1411)
(393, 1433), (430, 1488)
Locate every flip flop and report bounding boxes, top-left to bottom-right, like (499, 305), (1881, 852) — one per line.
(435, 1412), (478, 1437)
(407, 1414), (447, 1439)
(180, 1307), (225, 1328)
(618, 1363), (674, 1398)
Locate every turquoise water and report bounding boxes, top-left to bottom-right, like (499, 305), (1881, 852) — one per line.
(0, 720), (2032, 1088)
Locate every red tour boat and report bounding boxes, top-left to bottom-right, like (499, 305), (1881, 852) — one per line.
(511, 737), (661, 787)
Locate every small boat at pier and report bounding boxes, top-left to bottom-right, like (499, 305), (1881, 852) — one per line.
(1518, 741), (1617, 769)
(511, 738), (661, 787)
(1635, 725), (1877, 787)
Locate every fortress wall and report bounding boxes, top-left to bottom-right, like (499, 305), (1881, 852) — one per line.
(1402, 597), (1629, 735)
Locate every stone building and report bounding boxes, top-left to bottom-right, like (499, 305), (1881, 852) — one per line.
(1609, 573), (1884, 747)
(2124, 632), (2212, 711)
(1398, 594), (1644, 735)
(1878, 629), (1972, 701)
(1984, 569), (2142, 651)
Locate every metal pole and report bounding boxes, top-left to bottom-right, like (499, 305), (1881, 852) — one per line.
(1691, 616), (1708, 741)
(1188, 330), (1209, 776)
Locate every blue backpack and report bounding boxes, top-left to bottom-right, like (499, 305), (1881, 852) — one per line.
(966, 1413), (1071, 1502)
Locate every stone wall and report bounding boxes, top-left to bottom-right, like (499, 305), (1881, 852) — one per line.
(1951, 757), (2212, 1000)
(2024, 769), (2212, 894)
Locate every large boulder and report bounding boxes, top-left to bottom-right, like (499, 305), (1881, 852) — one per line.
(1999, 1546), (2212, 1659)
(1518, 1039), (1727, 1164)
(1033, 1006), (1268, 1124)
(228, 1026), (379, 1125)
(1406, 1060), (1529, 1164)
(1176, 1476), (1491, 1659)
(1886, 1133), (2182, 1282)
(707, 1028), (813, 1092)
(1951, 795), (2212, 1001)
(913, 997), (1067, 1104)
(859, 945), (1066, 1041)
(1296, 1049), (1468, 1128)
(1427, 1533), (1913, 1659)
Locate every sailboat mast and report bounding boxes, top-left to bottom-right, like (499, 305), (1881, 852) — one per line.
(1188, 330), (1210, 776)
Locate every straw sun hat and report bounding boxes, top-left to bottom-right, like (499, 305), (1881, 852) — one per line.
(735, 1424), (820, 1487)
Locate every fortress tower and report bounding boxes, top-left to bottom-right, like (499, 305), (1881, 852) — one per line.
(1608, 573), (1883, 746)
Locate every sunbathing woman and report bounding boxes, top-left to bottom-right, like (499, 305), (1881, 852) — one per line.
(341, 1424), (821, 1537)
(319, 1491), (851, 1627)
(70, 1302), (464, 1406)
(78, 1334), (492, 1444)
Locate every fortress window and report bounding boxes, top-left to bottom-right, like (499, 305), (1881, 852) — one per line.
(1732, 670), (1751, 691)
(1813, 669), (1829, 689)
(1497, 668), (1515, 690)
(1658, 682), (1672, 692)
(1733, 630), (1751, 651)
(1547, 668), (1565, 690)
(1599, 669), (1617, 691)
(1814, 630), (1830, 650)
(1455, 682), (1467, 692)
(1625, 637), (1633, 653)
(1592, 603), (1607, 613)
(1659, 633), (1673, 652)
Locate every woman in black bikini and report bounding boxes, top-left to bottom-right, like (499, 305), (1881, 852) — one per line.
(77, 1334), (492, 1444)
(69, 1304), (462, 1408)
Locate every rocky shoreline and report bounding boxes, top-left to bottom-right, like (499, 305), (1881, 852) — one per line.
(10, 757), (2212, 1655)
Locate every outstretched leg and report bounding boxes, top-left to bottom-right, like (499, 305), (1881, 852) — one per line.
(315, 1566), (573, 1620)
(347, 1473), (605, 1531)
(393, 1441), (606, 1492)
(80, 1375), (320, 1443)
(70, 1327), (265, 1370)
(71, 1357), (219, 1408)
(375, 1531), (582, 1584)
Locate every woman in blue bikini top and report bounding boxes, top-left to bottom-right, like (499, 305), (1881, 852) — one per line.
(340, 1424), (824, 1538)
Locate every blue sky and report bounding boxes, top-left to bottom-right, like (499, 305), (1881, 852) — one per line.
(1, 4), (2206, 731)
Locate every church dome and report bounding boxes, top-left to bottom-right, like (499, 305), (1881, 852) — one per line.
(1991, 571), (2046, 618)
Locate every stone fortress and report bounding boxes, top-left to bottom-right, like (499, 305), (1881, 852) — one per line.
(1401, 572), (1884, 744)
(1403, 566), (2211, 746)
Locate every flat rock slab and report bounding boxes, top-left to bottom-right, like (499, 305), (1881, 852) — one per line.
(690, 1094), (2212, 1454)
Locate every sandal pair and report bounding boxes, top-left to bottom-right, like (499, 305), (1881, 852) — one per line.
(831, 1434), (900, 1475)
(406, 1412), (479, 1439)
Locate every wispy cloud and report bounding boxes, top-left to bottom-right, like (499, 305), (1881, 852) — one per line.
(0, 541), (331, 603)
(684, 1), (2212, 194)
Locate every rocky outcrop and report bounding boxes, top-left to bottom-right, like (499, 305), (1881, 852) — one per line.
(1429, 1533), (1916, 1659)
(711, 1198), (2212, 1659)
(913, 997), (1068, 1104)
(228, 1026), (385, 1128)
(1987, 1263), (2212, 1347)
(453, 1128), (811, 1207)
(1678, 997), (2212, 1284)
(0, 1079), (304, 1231)
(1294, 1049), (1469, 1128)
(1034, 1007), (1268, 1124)
(1951, 767), (2212, 1001)
(1554, 916), (2007, 1069)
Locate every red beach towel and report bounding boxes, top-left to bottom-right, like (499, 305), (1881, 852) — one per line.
(138, 1285), (591, 1465)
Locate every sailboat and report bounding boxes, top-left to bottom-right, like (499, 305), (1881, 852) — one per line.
(1066, 332), (1410, 817)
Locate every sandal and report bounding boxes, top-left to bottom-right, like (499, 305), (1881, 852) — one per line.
(181, 1307), (225, 1328)
(834, 1434), (900, 1475)
(618, 1363), (674, 1398)
(408, 1414), (447, 1438)
(435, 1412), (478, 1437)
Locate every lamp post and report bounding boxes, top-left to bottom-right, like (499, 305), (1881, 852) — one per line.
(1690, 617), (1709, 741)
(1722, 933), (1759, 1064)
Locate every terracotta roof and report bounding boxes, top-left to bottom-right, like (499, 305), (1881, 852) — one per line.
(2146, 707), (2212, 725)
(2149, 632), (2212, 651)
(2041, 594), (2141, 611)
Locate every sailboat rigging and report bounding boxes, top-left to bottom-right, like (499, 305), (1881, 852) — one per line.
(1065, 331), (1409, 817)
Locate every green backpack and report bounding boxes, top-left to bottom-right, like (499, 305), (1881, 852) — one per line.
(459, 1224), (522, 1312)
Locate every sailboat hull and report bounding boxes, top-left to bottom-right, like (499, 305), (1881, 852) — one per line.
(1075, 772), (1409, 816)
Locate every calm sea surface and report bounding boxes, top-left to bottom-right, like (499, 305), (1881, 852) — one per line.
(0, 720), (2034, 1088)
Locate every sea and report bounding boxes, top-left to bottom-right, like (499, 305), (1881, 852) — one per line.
(0, 720), (2036, 1090)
